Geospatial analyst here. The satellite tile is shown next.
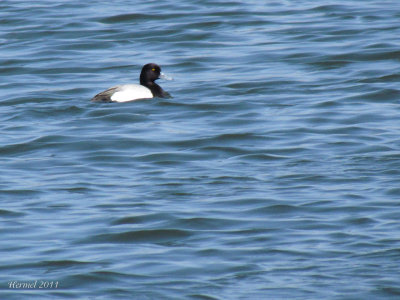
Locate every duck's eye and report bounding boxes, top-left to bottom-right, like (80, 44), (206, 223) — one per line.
(152, 68), (156, 71)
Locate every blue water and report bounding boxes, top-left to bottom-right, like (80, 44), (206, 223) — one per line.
(1, 0), (400, 299)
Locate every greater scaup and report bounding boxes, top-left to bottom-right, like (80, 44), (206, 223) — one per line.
(91, 63), (171, 102)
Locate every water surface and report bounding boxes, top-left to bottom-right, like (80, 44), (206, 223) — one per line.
(1, 0), (400, 299)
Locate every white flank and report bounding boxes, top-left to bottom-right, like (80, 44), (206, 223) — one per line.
(111, 84), (153, 102)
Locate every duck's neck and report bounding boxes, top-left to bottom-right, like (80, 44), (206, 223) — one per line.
(140, 80), (169, 98)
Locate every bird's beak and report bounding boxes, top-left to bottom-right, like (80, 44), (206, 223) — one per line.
(159, 72), (173, 80)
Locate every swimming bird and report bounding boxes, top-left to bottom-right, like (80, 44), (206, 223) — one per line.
(91, 63), (171, 102)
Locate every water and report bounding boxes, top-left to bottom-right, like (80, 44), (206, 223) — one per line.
(1, 0), (400, 299)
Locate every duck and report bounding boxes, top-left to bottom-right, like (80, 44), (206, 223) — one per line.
(91, 63), (171, 102)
